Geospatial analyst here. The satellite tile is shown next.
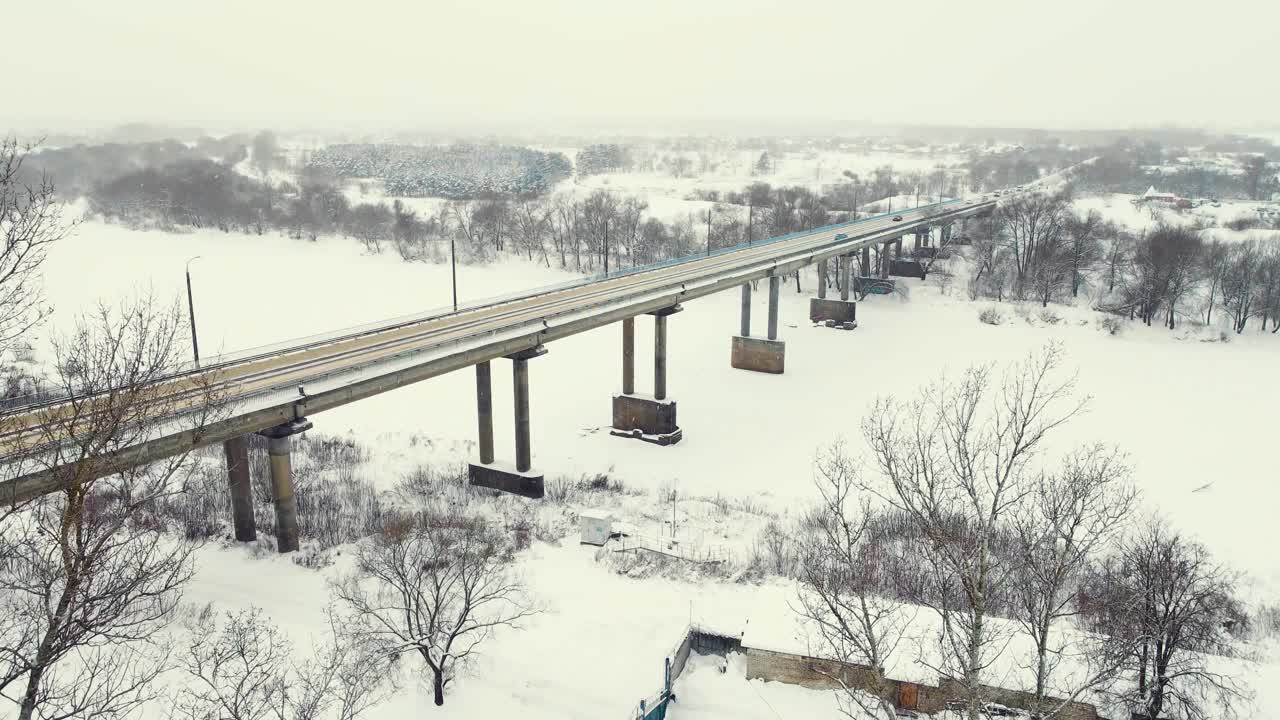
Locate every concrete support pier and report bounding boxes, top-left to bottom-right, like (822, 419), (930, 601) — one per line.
(810, 253), (858, 327)
(622, 317), (635, 394)
(733, 274), (786, 374)
(475, 361), (495, 464)
(223, 436), (256, 542)
(612, 306), (683, 445)
(861, 246), (871, 276)
(766, 275), (780, 340)
(817, 259), (828, 299)
(654, 310), (669, 401)
(470, 347), (547, 498)
(256, 417), (313, 553)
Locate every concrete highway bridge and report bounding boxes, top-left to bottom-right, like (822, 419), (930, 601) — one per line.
(0, 197), (995, 552)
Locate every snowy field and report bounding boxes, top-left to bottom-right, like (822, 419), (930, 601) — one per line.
(26, 194), (1280, 717)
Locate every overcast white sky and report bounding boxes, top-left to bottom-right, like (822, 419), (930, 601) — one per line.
(6, 0), (1278, 134)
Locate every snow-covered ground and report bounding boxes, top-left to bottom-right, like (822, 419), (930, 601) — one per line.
(1073, 192), (1280, 237)
(26, 189), (1280, 717)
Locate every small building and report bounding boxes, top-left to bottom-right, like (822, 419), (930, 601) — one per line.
(579, 511), (614, 546)
(1139, 186), (1180, 205)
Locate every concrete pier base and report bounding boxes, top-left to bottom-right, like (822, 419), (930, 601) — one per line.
(809, 297), (858, 326)
(468, 461), (544, 499)
(610, 393), (682, 445)
(731, 335), (785, 374)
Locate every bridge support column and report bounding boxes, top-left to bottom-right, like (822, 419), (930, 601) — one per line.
(733, 275), (785, 374)
(621, 318), (635, 395)
(861, 246), (871, 276)
(767, 275), (780, 340)
(470, 347), (546, 497)
(817, 259), (828, 299)
(810, 254), (857, 328)
(257, 418), (312, 554)
(880, 243), (891, 278)
(895, 237), (903, 258)
(476, 361), (494, 464)
(612, 307), (682, 445)
(223, 436), (256, 543)
(739, 283), (751, 337)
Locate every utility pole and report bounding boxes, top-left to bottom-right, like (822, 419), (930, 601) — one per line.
(746, 203), (753, 246)
(450, 233), (458, 312)
(603, 217), (609, 276)
(185, 256), (201, 367)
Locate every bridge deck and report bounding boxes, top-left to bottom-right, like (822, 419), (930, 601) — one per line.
(0, 198), (993, 503)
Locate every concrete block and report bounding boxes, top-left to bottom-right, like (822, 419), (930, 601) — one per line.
(731, 335), (785, 374)
(809, 297), (858, 325)
(610, 393), (682, 445)
(468, 461), (544, 498)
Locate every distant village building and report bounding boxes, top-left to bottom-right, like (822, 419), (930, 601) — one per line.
(1140, 186), (1180, 205)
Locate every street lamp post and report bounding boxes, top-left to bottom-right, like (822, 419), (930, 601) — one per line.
(185, 256), (202, 367)
(449, 235), (459, 312)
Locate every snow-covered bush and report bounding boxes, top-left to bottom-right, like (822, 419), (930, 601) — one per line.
(1037, 307), (1062, 325)
(1098, 315), (1124, 335)
(979, 306), (1005, 325)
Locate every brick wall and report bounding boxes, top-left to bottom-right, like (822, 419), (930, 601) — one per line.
(744, 646), (1098, 720)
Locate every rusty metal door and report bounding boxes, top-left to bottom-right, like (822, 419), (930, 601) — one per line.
(898, 681), (919, 710)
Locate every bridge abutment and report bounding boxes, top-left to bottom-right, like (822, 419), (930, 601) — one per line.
(612, 306), (683, 445)
(733, 275), (785, 374)
(223, 436), (256, 543)
(470, 347), (547, 497)
(257, 417), (313, 553)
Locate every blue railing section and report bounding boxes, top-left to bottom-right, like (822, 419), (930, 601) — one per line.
(0, 198), (970, 412)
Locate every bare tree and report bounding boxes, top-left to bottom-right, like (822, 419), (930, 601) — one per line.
(1, 138), (74, 359)
(331, 508), (537, 706)
(1082, 517), (1249, 720)
(998, 191), (1072, 300)
(795, 444), (911, 720)
(0, 293), (226, 720)
(1128, 225), (1202, 328)
(1064, 210), (1104, 299)
(1219, 240), (1261, 333)
(173, 605), (390, 720)
(1202, 239), (1229, 326)
(1254, 240), (1280, 332)
(1101, 226), (1133, 296)
(966, 215), (1012, 301)
(1010, 446), (1137, 716)
(859, 343), (1086, 720)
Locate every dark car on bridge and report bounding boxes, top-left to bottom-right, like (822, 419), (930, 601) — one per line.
(892, 215), (903, 221)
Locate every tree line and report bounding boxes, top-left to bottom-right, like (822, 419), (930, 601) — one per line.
(965, 189), (1280, 333)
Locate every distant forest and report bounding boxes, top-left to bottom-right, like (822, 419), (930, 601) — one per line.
(307, 144), (571, 198)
